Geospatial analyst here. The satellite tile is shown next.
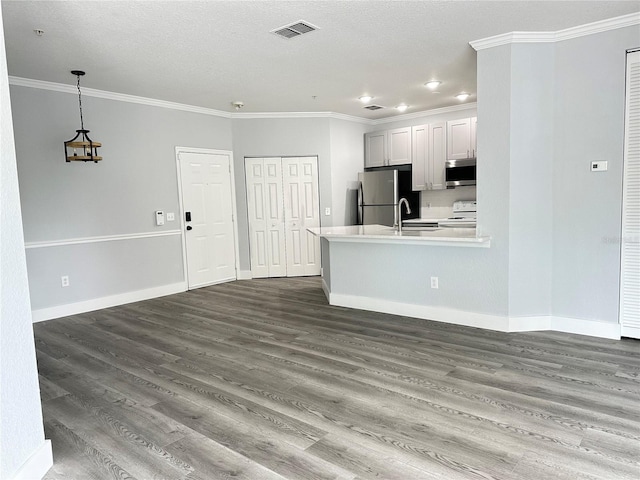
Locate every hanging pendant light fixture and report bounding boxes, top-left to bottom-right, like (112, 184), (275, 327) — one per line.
(64, 70), (102, 163)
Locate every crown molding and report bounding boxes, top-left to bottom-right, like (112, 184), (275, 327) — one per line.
(371, 102), (477, 125)
(9, 75), (474, 124)
(9, 76), (233, 118)
(230, 111), (370, 123)
(470, 12), (640, 50)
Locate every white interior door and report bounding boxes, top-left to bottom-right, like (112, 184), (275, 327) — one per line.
(620, 50), (640, 339)
(245, 158), (286, 278)
(282, 157), (321, 277)
(178, 151), (237, 289)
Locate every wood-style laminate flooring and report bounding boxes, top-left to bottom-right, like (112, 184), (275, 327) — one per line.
(35, 276), (640, 480)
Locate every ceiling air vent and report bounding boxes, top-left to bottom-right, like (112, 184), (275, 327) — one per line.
(364, 105), (385, 111)
(272, 21), (318, 39)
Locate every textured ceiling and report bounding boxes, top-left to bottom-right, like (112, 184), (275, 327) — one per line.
(2, 0), (639, 119)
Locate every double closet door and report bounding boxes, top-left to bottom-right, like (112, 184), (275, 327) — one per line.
(245, 156), (320, 278)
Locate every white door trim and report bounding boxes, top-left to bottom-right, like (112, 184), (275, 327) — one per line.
(175, 146), (241, 289)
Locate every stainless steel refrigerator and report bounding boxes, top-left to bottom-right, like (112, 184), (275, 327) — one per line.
(357, 169), (419, 226)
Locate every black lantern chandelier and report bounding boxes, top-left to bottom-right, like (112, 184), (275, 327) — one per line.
(64, 70), (102, 163)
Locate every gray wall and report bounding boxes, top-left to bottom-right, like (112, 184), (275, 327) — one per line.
(475, 43), (513, 317)
(507, 43), (555, 316)
(329, 118), (367, 226)
(330, 242), (507, 316)
(552, 27), (637, 323)
(10, 85), (232, 310)
(477, 26), (637, 323)
(0, 8), (48, 477)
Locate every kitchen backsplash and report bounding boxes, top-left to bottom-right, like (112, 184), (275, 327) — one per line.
(420, 186), (477, 218)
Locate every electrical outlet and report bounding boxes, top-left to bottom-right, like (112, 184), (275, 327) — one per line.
(325, 207), (331, 216)
(61, 275), (70, 287)
(430, 276), (439, 289)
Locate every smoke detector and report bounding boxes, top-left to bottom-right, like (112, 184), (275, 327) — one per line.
(232, 101), (244, 110)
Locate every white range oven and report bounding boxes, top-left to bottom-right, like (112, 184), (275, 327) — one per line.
(438, 201), (477, 228)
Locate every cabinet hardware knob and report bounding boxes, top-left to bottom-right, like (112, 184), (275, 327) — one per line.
(186, 226), (192, 231)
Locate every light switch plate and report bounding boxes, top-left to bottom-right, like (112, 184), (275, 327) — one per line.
(166, 212), (175, 221)
(591, 161), (608, 172)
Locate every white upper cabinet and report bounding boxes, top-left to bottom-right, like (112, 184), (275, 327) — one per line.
(429, 122), (447, 190)
(364, 131), (387, 168)
(411, 124), (428, 190)
(365, 127), (411, 168)
(388, 127), (412, 166)
(411, 122), (446, 191)
(447, 117), (477, 160)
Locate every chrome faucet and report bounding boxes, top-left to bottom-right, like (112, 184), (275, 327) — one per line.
(397, 198), (411, 233)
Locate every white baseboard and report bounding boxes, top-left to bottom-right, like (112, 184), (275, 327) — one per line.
(330, 292), (511, 332)
(328, 292), (622, 340)
(32, 282), (187, 322)
(321, 278), (330, 301)
(552, 316), (621, 340)
(508, 316), (552, 332)
(237, 270), (253, 280)
(10, 439), (52, 480)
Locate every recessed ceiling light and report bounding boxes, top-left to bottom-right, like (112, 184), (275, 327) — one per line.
(359, 95), (373, 103)
(456, 93), (470, 101)
(396, 104), (409, 112)
(425, 80), (441, 89)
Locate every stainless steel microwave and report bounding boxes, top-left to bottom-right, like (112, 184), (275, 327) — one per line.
(445, 158), (476, 188)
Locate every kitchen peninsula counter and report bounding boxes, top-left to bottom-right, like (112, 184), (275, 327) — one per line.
(308, 224), (490, 248)
(309, 224), (506, 334)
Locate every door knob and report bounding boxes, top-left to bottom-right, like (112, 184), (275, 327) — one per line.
(186, 226), (192, 231)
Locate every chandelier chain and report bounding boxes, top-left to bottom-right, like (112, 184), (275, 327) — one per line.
(76, 74), (84, 131)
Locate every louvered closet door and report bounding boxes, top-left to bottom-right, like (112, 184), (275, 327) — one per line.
(621, 50), (640, 339)
(282, 157), (321, 277)
(245, 158), (286, 278)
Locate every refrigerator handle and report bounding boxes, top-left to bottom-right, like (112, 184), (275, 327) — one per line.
(357, 182), (364, 225)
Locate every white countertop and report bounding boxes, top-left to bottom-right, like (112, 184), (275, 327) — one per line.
(307, 224), (490, 247)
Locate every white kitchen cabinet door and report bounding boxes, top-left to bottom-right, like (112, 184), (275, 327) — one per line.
(282, 157), (321, 277)
(411, 124), (428, 191)
(429, 122), (447, 190)
(388, 127), (412, 165)
(245, 157), (286, 278)
(447, 118), (472, 160)
(364, 131), (386, 168)
(471, 116), (478, 158)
